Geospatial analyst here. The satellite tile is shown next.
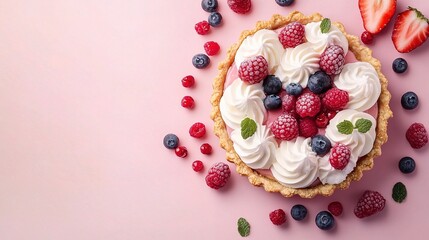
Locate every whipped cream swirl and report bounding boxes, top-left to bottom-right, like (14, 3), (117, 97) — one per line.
(231, 123), (277, 169)
(235, 29), (284, 74)
(305, 21), (349, 55)
(274, 42), (320, 88)
(334, 62), (381, 112)
(271, 137), (319, 188)
(220, 79), (267, 129)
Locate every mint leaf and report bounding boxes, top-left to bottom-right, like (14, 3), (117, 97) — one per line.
(241, 118), (257, 140)
(320, 18), (331, 33)
(355, 118), (372, 133)
(392, 182), (407, 203)
(237, 217), (250, 237)
(337, 120), (354, 135)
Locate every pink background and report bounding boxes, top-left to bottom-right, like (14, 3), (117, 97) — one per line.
(1, 0), (429, 239)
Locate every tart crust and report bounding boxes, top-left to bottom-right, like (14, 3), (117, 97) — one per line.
(210, 11), (392, 198)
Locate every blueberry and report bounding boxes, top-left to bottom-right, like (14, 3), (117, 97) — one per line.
(315, 211), (335, 230)
(311, 135), (332, 156)
(275, 0), (295, 6)
(263, 75), (282, 95)
(163, 134), (179, 149)
(192, 54), (210, 69)
(201, 0), (218, 12)
(264, 95), (282, 110)
(208, 12), (222, 27)
(291, 204), (308, 221)
(286, 83), (303, 96)
(401, 91), (419, 110)
(392, 58), (408, 73)
(399, 157), (416, 174)
(307, 71), (332, 94)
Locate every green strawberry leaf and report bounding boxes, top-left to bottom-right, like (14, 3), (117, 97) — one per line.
(241, 118), (257, 140)
(320, 18), (331, 33)
(355, 118), (373, 133)
(237, 217), (250, 237)
(392, 182), (407, 203)
(337, 120), (354, 135)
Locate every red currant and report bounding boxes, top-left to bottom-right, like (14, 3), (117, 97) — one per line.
(204, 41), (220, 56)
(361, 31), (374, 44)
(175, 146), (188, 158)
(181, 96), (195, 109)
(315, 112), (329, 128)
(200, 143), (213, 155)
(181, 75), (195, 88)
(189, 122), (206, 138)
(326, 110), (337, 120)
(195, 21), (210, 35)
(192, 160), (204, 172)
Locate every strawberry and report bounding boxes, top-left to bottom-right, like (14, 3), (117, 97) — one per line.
(392, 7), (429, 53)
(358, 0), (396, 34)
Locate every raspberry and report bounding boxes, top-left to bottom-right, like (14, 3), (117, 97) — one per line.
(205, 162), (231, 189)
(328, 201), (343, 216)
(269, 209), (286, 225)
(315, 112), (329, 128)
(181, 75), (195, 88)
(299, 118), (318, 138)
(326, 109), (338, 120)
(354, 190), (386, 218)
(195, 21), (210, 35)
(319, 45), (345, 75)
(192, 160), (204, 172)
(238, 55), (269, 84)
(361, 31), (374, 45)
(322, 88), (349, 111)
(175, 146), (188, 158)
(282, 94), (296, 113)
(296, 92), (321, 118)
(406, 123), (428, 149)
(271, 114), (298, 140)
(278, 22), (305, 48)
(204, 41), (220, 56)
(329, 144), (351, 170)
(200, 143), (213, 155)
(227, 0), (251, 14)
(181, 96), (195, 109)
(189, 122), (206, 138)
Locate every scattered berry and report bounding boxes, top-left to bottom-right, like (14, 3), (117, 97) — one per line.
(278, 22), (305, 48)
(290, 204), (307, 221)
(175, 146), (188, 158)
(205, 162), (231, 189)
(299, 118), (318, 138)
(401, 91), (418, 110)
(163, 133), (179, 149)
(361, 31), (374, 44)
(192, 53), (210, 69)
(282, 94), (296, 114)
(195, 20), (211, 35)
(192, 160), (204, 172)
(238, 55), (269, 84)
(392, 57), (408, 73)
(315, 112), (329, 128)
(181, 96), (195, 109)
(354, 190), (386, 218)
(204, 41), (220, 56)
(201, 0), (218, 13)
(319, 45), (345, 75)
(296, 92), (322, 118)
(208, 12), (223, 27)
(275, 0), (295, 7)
(271, 114), (299, 140)
(311, 135), (332, 156)
(200, 143), (213, 155)
(269, 209), (286, 225)
(328, 201), (343, 216)
(406, 123), (428, 149)
(227, 0), (251, 14)
(263, 75), (282, 95)
(323, 88), (349, 111)
(329, 144), (351, 170)
(189, 122), (206, 138)
(315, 211), (335, 230)
(398, 156), (416, 174)
(264, 95), (282, 110)
(181, 75), (195, 88)
(286, 83), (303, 96)
(307, 71), (332, 94)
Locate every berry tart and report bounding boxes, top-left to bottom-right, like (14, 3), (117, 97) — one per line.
(211, 11), (392, 198)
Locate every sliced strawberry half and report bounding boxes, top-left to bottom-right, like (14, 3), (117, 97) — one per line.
(392, 7), (429, 53)
(359, 0), (396, 34)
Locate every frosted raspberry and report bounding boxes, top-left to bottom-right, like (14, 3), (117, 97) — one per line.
(319, 45), (345, 75)
(271, 114), (298, 140)
(322, 88), (349, 111)
(278, 22), (305, 48)
(296, 92), (321, 118)
(299, 118), (318, 138)
(282, 94), (296, 113)
(238, 55), (269, 84)
(329, 143), (351, 170)
(205, 162), (231, 189)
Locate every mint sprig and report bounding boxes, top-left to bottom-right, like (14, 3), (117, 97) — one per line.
(337, 120), (354, 135)
(337, 118), (373, 135)
(355, 118), (373, 133)
(320, 18), (331, 33)
(241, 118), (257, 140)
(237, 217), (250, 237)
(392, 182), (407, 203)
